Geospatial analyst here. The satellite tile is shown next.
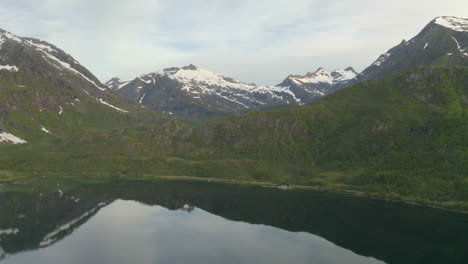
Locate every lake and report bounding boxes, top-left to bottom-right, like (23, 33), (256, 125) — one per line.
(0, 179), (467, 264)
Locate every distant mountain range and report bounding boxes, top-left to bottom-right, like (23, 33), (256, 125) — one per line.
(106, 16), (467, 120)
(105, 65), (357, 119)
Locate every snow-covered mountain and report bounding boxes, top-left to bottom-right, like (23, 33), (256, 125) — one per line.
(0, 29), (108, 93)
(108, 65), (356, 119)
(280, 67), (357, 86)
(277, 67), (357, 100)
(0, 28), (156, 144)
(356, 16), (468, 82)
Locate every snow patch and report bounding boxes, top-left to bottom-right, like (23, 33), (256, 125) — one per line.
(434, 16), (468, 32)
(41, 126), (51, 134)
(451, 36), (467, 56)
(0, 65), (18, 72)
(98, 98), (128, 113)
(0, 132), (27, 144)
(138, 77), (153, 84)
(139, 93), (147, 104)
(118, 81), (130, 89)
(0, 30), (23, 49)
(0, 228), (19, 236)
(372, 53), (391, 67)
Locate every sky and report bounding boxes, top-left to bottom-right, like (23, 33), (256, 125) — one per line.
(0, 0), (467, 85)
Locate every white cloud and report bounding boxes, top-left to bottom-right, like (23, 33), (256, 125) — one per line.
(0, 0), (467, 85)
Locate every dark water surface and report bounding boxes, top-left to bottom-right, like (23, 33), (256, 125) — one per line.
(0, 179), (467, 264)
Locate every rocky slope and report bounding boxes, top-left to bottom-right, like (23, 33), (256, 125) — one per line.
(356, 16), (468, 82)
(106, 65), (356, 119)
(0, 28), (160, 144)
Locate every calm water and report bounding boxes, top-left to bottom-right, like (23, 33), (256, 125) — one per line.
(0, 180), (467, 264)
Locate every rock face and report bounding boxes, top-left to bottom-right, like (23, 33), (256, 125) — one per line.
(108, 65), (356, 119)
(355, 16), (468, 82)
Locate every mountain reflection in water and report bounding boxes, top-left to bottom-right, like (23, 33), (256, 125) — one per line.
(0, 180), (467, 264)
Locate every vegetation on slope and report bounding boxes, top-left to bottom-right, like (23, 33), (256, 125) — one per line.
(0, 66), (467, 210)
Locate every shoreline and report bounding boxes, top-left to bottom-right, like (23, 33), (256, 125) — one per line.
(1, 173), (467, 215)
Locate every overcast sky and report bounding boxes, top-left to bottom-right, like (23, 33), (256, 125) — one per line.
(0, 0), (466, 85)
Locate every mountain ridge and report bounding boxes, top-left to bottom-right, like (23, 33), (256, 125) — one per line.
(355, 16), (468, 83)
(106, 64), (357, 119)
(0, 27), (162, 144)
(107, 16), (467, 120)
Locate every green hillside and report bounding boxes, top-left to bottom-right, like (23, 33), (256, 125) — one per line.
(1, 66), (467, 210)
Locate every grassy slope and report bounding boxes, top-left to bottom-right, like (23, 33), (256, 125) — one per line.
(0, 66), (467, 209)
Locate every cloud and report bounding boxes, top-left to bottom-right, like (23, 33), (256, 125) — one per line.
(0, 0), (467, 85)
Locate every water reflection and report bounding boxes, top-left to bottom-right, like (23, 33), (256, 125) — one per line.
(3, 200), (383, 264)
(0, 180), (467, 264)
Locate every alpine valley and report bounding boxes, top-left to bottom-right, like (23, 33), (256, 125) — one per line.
(0, 15), (467, 214)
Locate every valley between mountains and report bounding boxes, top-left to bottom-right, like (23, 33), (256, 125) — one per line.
(0, 16), (467, 211)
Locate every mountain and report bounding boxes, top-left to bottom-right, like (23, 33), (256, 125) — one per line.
(108, 64), (302, 119)
(356, 16), (468, 82)
(107, 65), (356, 119)
(0, 28), (161, 144)
(277, 67), (358, 99)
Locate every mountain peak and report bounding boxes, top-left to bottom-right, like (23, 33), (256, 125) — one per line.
(181, 64), (198, 70)
(285, 67), (356, 86)
(0, 28), (23, 46)
(357, 16), (468, 82)
(104, 77), (130, 90)
(307, 67), (328, 76)
(432, 16), (468, 32)
(344, 67), (357, 74)
(0, 29), (106, 92)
